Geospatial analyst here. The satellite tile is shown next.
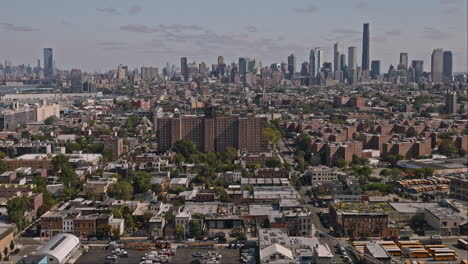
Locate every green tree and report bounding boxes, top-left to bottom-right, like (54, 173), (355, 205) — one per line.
(96, 224), (112, 239)
(168, 186), (186, 195)
(213, 186), (229, 202)
(52, 154), (70, 172)
(295, 134), (310, 153)
(164, 211), (175, 224)
(60, 165), (78, 187)
(173, 139), (198, 161)
(7, 196), (30, 230)
(189, 221), (202, 238)
(132, 171), (151, 193)
(151, 183), (163, 195)
(108, 181), (134, 200)
(351, 155), (369, 167)
(438, 139), (458, 156)
(265, 158), (282, 168)
(44, 116), (57, 125)
(334, 158), (347, 168)
(175, 224), (185, 239)
(405, 127), (418, 137)
(262, 126), (282, 148)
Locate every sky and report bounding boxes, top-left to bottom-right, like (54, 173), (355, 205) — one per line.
(0, 0), (466, 73)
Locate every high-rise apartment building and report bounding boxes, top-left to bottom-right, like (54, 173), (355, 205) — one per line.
(141, 67), (159, 82)
(104, 137), (123, 161)
(181, 57), (188, 81)
(43, 48), (54, 80)
(399, 53), (408, 69)
(70, 69), (83, 93)
(443, 51), (453, 81)
(445, 91), (457, 114)
(431, 49), (444, 83)
(155, 115), (265, 153)
(371, 60), (381, 79)
(411, 60), (424, 83)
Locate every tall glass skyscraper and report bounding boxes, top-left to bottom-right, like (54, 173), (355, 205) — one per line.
(443, 51), (452, 81)
(43, 48), (54, 80)
(362, 23), (370, 71)
(309, 48), (321, 78)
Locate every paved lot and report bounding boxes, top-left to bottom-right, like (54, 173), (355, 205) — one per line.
(171, 247), (241, 264)
(75, 247), (148, 264)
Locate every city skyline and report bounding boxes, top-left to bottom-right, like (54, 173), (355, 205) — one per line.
(0, 0), (466, 72)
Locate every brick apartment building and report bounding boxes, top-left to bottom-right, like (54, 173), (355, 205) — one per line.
(450, 177), (468, 202)
(329, 203), (399, 239)
(155, 115), (265, 153)
(104, 137), (123, 161)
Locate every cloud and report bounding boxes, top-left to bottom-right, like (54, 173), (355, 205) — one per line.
(97, 41), (129, 51)
(120, 24), (158, 33)
(293, 4), (319, 13)
(246, 26), (257, 33)
(129, 5), (142, 15)
(120, 24), (203, 34)
(0, 23), (38, 32)
(96, 7), (120, 15)
(354, 1), (368, 8)
(421, 26), (450, 39)
(98, 41), (127, 47)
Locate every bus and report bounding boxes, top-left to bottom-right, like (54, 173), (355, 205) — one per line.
(409, 250), (430, 258)
(401, 245), (426, 248)
(424, 244), (446, 249)
(431, 248), (457, 256)
(433, 253), (457, 261)
(385, 247), (402, 256)
(352, 242), (367, 247)
(398, 241), (422, 247)
(458, 239), (468, 250)
(378, 241), (397, 246)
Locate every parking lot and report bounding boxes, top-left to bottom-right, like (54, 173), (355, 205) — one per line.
(171, 247), (241, 264)
(75, 246), (147, 264)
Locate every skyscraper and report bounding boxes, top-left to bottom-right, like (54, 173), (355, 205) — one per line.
(411, 60), (424, 83)
(43, 48), (54, 80)
(348, 47), (357, 70)
(340, 54), (347, 70)
(217, 56), (225, 76)
(333, 42), (340, 72)
(445, 91), (457, 114)
(141, 67), (159, 82)
(399, 53), (408, 69)
(180, 57), (188, 81)
(238, 58), (249, 76)
(287, 54), (296, 79)
(370, 60), (380, 79)
(70, 69), (83, 93)
(443, 51), (453, 81)
(309, 48), (321, 78)
(362, 23), (370, 71)
(431, 49), (444, 83)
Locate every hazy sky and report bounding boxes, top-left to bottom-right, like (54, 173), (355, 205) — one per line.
(0, 0), (466, 73)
